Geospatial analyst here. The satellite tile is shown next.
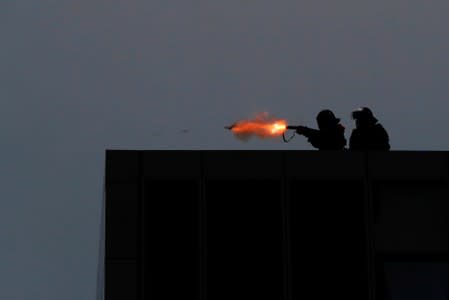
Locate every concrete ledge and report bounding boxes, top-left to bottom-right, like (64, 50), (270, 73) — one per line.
(203, 151), (282, 179)
(284, 151), (365, 180)
(105, 150), (140, 182)
(143, 150), (201, 179)
(367, 151), (449, 181)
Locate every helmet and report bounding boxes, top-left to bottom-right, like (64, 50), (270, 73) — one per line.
(316, 109), (340, 129)
(351, 107), (378, 123)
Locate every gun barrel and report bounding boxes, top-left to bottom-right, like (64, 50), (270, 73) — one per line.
(286, 125), (298, 130)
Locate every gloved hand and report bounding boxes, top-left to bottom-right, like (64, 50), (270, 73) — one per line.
(295, 125), (307, 135)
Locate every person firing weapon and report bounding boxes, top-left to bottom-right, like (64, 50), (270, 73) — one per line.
(286, 110), (347, 150)
(225, 110), (346, 150)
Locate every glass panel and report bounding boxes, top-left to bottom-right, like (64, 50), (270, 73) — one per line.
(206, 180), (284, 300)
(383, 261), (449, 300)
(290, 180), (368, 299)
(144, 180), (200, 299)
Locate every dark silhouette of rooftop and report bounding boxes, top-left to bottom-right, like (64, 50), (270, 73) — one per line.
(104, 150), (449, 300)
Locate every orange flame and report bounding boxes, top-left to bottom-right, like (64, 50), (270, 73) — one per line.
(228, 112), (287, 141)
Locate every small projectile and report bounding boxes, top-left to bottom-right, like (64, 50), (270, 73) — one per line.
(224, 124), (235, 130)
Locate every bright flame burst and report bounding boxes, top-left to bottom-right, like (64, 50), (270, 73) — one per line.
(229, 112), (287, 141)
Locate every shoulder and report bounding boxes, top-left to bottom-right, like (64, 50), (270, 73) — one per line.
(374, 123), (389, 134)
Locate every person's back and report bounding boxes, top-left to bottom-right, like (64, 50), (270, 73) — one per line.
(349, 123), (390, 150)
(349, 107), (390, 151)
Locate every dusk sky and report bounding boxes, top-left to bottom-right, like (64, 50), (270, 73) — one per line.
(2, 1), (449, 299)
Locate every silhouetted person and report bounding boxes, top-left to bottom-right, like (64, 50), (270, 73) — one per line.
(295, 109), (346, 150)
(349, 107), (390, 151)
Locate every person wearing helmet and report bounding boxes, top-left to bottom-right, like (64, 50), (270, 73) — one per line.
(349, 107), (390, 150)
(295, 109), (347, 150)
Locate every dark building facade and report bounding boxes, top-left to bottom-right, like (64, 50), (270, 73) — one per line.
(104, 151), (449, 300)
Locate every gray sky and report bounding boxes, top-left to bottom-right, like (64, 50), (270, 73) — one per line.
(2, 0), (449, 299)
